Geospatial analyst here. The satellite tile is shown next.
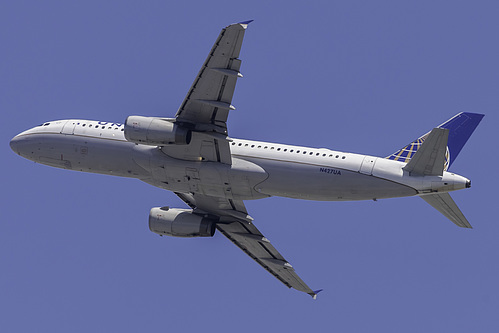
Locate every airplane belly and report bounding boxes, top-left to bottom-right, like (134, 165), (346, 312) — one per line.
(139, 149), (269, 200)
(30, 134), (148, 178)
(71, 137), (148, 177)
(247, 157), (416, 201)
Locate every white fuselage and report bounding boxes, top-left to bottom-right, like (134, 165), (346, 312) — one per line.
(10, 119), (470, 202)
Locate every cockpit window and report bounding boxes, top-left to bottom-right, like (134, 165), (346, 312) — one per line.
(43, 123), (50, 126)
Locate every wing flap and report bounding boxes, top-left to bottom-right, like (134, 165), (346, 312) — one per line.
(161, 132), (231, 164)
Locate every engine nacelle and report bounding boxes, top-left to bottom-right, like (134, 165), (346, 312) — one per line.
(149, 207), (216, 238)
(124, 116), (191, 146)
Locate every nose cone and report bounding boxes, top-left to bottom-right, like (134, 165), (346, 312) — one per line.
(10, 132), (37, 160)
(10, 134), (23, 155)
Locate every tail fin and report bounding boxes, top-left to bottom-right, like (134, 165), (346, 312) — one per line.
(387, 112), (484, 169)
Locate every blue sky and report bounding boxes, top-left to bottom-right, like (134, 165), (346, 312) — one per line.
(2, 1), (498, 332)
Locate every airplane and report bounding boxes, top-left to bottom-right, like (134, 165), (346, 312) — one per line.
(10, 21), (484, 299)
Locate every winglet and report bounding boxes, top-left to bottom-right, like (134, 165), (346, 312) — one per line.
(311, 289), (324, 300)
(238, 20), (254, 26)
(226, 20), (253, 31)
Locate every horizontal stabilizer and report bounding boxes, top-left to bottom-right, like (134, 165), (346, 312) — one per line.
(421, 193), (472, 228)
(403, 128), (449, 176)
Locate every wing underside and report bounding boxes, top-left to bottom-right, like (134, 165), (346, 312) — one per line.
(164, 22), (318, 298)
(216, 220), (318, 297)
(175, 21), (250, 134)
(175, 192), (319, 298)
(421, 193), (472, 228)
(162, 22), (250, 165)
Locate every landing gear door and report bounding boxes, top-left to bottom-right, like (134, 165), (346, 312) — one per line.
(360, 156), (378, 175)
(185, 167), (200, 192)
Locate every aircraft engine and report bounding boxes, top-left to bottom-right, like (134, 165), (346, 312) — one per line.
(124, 116), (191, 146)
(149, 207), (216, 238)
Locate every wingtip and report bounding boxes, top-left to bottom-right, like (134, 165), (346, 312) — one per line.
(226, 20), (253, 30)
(311, 289), (324, 300)
(238, 20), (254, 25)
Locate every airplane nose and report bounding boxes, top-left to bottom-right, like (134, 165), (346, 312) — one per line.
(10, 133), (35, 158)
(10, 134), (22, 155)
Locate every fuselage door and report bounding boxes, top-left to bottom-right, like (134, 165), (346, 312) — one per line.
(61, 121), (76, 135)
(360, 156), (377, 175)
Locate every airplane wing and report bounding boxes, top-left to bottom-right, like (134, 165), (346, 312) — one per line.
(175, 21), (250, 133)
(175, 192), (320, 298)
(162, 21), (251, 165)
(167, 22), (318, 298)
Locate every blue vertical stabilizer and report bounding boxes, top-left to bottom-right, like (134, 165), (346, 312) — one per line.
(438, 112), (484, 167)
(387, 112), (484, 169)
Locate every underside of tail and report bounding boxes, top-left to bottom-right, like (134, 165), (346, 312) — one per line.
(421, 193), (472, 228)
(387, 112), (484, 170)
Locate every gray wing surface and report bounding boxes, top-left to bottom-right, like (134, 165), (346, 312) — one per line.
(175, 192), (319, 298)
(175, 21), (249, 134)
(163, 21), (250, 165)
